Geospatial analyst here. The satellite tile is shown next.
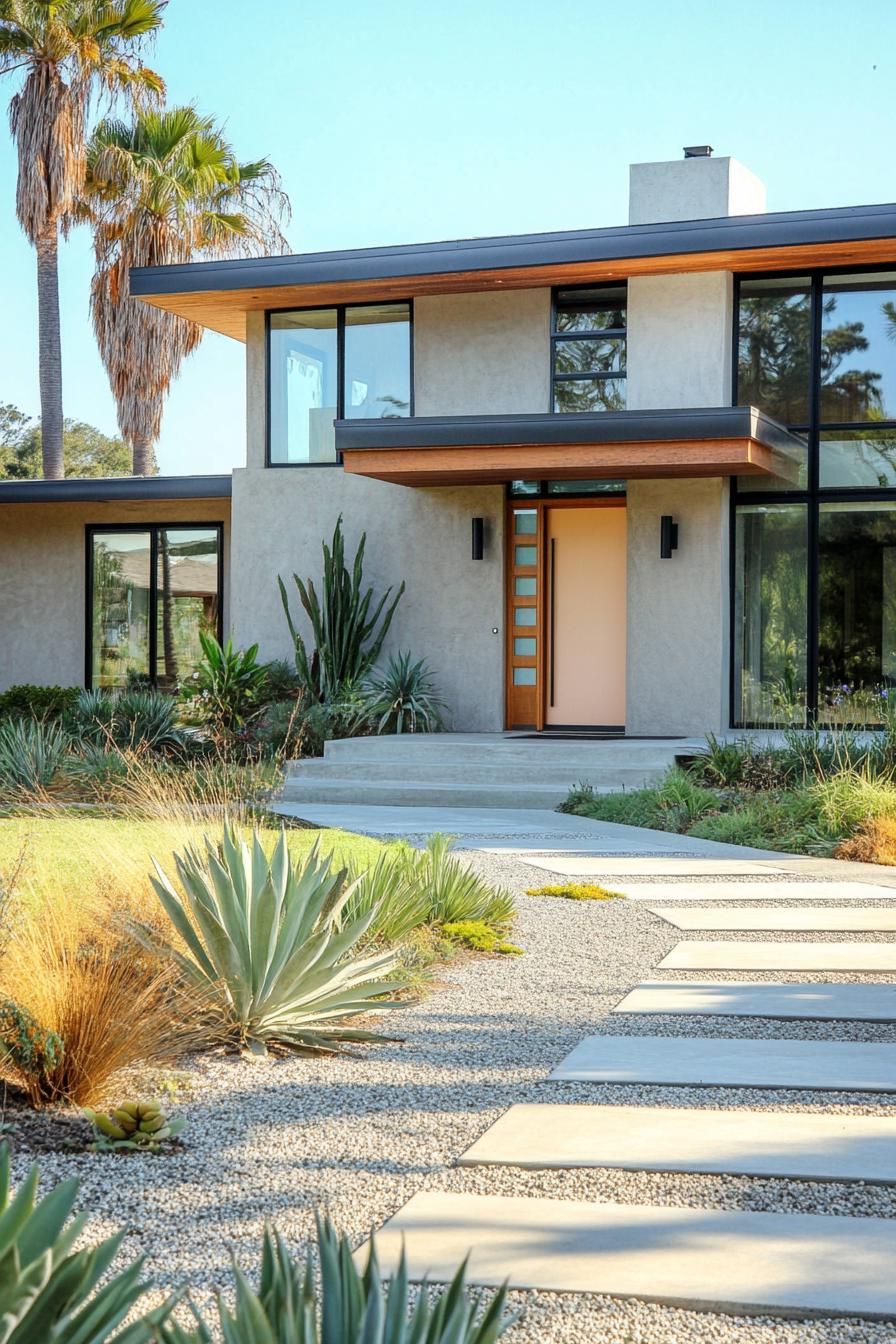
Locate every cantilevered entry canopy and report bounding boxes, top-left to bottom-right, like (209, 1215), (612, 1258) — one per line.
(336, 407), (804, 486)
(130, 201), (896, 342)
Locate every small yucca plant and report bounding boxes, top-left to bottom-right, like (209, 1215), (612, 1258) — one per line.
(0, 716), (68, 795)
(158, 1214), (514, 1344)
(364, 652), (447, 734)
(134, 826), (409, 1056)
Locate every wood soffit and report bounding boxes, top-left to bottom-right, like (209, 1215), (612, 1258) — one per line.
(136, 236), (896, 342)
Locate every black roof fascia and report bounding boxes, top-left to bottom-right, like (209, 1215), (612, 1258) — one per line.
(335, 407), (802, 455)
(0, 474), (233, 504)
(131, 201), (896, 298)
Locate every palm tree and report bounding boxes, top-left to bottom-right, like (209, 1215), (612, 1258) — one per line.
(0, 0), (165, 478)
(83, 105), (290, 475)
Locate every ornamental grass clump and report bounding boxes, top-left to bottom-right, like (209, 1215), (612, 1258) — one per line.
(134, 825), (409, 1056)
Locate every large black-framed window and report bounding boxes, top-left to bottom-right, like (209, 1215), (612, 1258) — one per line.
(551, 285), (627, 413)
(733, 267), (896, 727)
(266, 301), (412, 466)
(86, 524), (223, 692)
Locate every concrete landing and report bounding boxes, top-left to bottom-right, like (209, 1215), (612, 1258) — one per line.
(607, 880), (896, 900)
(459, 1103), (896, 1183)
(613, 979), (896, 1022)
(365, 1190), (896, 1318)
(650, 906), (896, 931)
(549, 1034), (896, 1091)
(660, 940), (896, 972)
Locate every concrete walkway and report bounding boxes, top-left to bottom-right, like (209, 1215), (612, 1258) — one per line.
(329, 800), (896, 1323)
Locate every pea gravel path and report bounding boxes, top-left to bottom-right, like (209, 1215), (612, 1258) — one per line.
(15, 840), (896, 1343)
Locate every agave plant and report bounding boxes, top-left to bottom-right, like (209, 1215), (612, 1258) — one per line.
(69, 688), (184, 751)
(364, 652), (447, 734)
(0, 1142), (172, 1343)
(158, 1213), (514, 1344)
(0, 716), (68, 795)
(133, 826), (408, 1055)
(279, 516), (405, 703)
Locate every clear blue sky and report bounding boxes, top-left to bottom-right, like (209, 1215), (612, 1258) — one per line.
(1, 0), (894, 475)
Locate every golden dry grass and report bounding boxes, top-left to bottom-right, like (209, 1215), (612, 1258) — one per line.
(835, 816), (896, 865)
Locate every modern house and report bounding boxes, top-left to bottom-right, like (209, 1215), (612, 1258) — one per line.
(3, 147), (896, 737)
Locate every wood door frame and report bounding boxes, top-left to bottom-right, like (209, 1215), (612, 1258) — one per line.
(504, 495), (626, 730)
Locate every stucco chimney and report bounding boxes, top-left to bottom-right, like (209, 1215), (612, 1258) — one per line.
(628, 152), (766, 225)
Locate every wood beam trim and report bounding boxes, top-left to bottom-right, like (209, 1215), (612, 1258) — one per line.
(341, 436), (780, 485)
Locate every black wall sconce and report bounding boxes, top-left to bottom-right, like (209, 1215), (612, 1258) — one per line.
(660, 515), (679, 559)
(472, 517), (485, 560)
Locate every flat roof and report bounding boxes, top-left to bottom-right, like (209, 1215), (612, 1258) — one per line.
(131, 201), (896, 342)
(0, 474), (232, 504)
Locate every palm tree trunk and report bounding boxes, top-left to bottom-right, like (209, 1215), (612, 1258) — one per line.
(35, 225), (64, 479)
(131, 432), (156, 476)
(159, 528), (177, 686)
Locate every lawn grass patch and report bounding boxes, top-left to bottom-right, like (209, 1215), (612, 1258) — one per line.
(526, 882), (623, 901)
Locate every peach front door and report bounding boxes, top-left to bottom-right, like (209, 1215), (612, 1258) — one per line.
(545, 505), (627, 727)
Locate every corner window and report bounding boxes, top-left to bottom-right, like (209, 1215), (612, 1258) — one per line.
(268, 303), (411, 465)
(88, 526), (221, 691)
(552, 286), (626, 413)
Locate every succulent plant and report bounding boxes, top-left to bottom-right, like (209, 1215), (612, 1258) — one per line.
(82, 1099), (185, 1153)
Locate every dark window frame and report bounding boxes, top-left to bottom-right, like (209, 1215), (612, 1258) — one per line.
(550, 284), (627, 413)
(731, 263), (896, 727)
(85, 522), (224, 690)
(265, 299), (414, 468)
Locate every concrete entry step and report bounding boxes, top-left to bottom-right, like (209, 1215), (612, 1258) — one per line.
(550, 1034), (896, 1091)
(610, 880), (896, 900)
(613, 980), (896, 1023)
(364, 1190), (896, 1318)
(459, 1103), (896, 1183)
(650, 906), (896, 931)
(281, 732), (686, 809)
(660, 940), (896, 972)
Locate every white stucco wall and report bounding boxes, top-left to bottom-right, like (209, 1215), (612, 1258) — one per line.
(626, 478), (729, 735)
(399, 288), (551, 416)
(229, 467), (505, 731)
(0, 498), (230, 691)
(629, 156), (767, 225)
(626, 272), (734, 411)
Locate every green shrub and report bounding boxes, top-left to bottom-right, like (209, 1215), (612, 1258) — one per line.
(364, 651), (447, 734)
(260, 657), (303, 703)
(0, 683), (79, 721)
(254, 699), (307, 758)
(158, 1214), (514, 1344)
(560, 785), (661, 829)
(70, 688), (184, 751)
(179, 631), (270, 733)
(652, 769), (718, 831)
(0, 716), (68, 794)
(692, 732), (747, 787)
(133, 825), (409, 1056)
(442, 920), (523, 955)
(526, 882), (622, 900)
(0, 1142), (170, 1341)
(0, 999), (63, 1093)
(812, 770), (896, 834)
(279, 515), (405, 703)
(64, 741), (132, 797)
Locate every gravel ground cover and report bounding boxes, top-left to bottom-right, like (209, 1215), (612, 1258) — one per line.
(13, 843), (896, 1343)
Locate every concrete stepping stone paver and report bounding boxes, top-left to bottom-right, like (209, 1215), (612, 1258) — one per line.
(549, 1033), (896, 1090)
(364, 1190), (896, 1318)
(520, 856), (783, 877)
(650, 905), (896, 930)
(660, 940), (896, 972)
(613, 979), (896, 1022)
(459, 1103), (896, 1183)
(606, 880), (896, 900)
